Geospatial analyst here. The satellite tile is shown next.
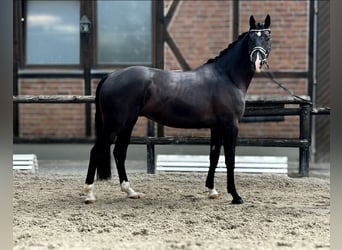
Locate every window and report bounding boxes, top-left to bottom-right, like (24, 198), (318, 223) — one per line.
(25, 0), (80, 65)
(21, 0), (153, 67)
(96, 1), (152, 65)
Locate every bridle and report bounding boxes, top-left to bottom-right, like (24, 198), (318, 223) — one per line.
(249, 46), (268, 65)
(248, 28), (311, 103)
(249, 28), (271, 66)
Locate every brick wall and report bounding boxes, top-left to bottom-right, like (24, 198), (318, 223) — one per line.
(166, 1), (232, 69)
(19, 79), (85, 137)
(163, 0), (308, 139)
(239, 1), (308, 71)
(17, 0), (309, 140)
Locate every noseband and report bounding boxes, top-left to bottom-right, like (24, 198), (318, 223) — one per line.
(249, 47), (268, 64)
(249, 29), (271, 65)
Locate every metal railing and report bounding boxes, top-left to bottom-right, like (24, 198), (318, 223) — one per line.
(14, 95), (330, 176)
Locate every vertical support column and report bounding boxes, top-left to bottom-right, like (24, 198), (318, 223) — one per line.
(299, 103), (311, 176)
(147, 121), (155, 137)
(147, 140), (156, 174)
(84, 41), (92, 138)
(80, 1), (93, 137)
(146, 0), (164, 174)
(13, 0), (22, 137)
(153, 0), (165, 138)
(232, 0), (240, 41)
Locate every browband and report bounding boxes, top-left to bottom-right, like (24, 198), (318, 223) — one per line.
(249, 29), (271, 33)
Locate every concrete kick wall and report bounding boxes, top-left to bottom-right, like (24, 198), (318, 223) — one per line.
(14, 144), (329, 176)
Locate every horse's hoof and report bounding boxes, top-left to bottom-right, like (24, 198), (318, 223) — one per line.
(231, 198), (244, 204)
(209, 194), (220, 200)
(84, 199), (96, 204)
(208, 188), (219, 199)
(121, 181), (140, 199)
(128, 194), (140, 199)
(83, 184), (96, 204)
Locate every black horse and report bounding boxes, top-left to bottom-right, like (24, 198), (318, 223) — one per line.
(84, 15), (271, 204)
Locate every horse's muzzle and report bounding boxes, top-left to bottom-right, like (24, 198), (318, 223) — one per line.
(250, 47), (268, 72)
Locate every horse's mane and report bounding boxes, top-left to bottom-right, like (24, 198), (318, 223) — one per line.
(204, 31), (248, 65)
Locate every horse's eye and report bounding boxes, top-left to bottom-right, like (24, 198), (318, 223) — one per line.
(264, 33), (270, 41)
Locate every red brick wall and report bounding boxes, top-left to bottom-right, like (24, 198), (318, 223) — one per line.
(17, 1), (309, 140)
(239, 1), (307, 138)
(166, 1), (232, 69)
(163, 0), (308, 138)
(239, 1), (308, 71)
(19, 79), (85, 137)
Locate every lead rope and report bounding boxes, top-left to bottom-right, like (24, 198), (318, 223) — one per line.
(264, 61), (312, 104)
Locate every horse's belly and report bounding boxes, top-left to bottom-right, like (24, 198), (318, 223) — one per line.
(141, 109), (214, 129)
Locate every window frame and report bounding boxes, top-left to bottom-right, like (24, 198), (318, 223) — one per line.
(17, 0), (155, 71)
(91, 0), (154, 70)
(19, 0), (83, 70)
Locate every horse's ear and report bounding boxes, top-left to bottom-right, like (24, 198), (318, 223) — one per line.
(249, 15), (256, 29)
(264, 14), (271, 28)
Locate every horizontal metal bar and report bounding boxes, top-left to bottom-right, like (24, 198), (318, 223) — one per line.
(310, 107), (331, 115)
(241, 116), (284, 123)
(13, 136), (309, 148)
(255, 71), (308, 79)
(244, 108), (300, 116)
(18, 69), (84, 78)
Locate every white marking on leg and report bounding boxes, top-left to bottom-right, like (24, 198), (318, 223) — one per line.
(83, 184), (96, 204)
(121, 181), (140, 199)
(208, 187), (220, 199)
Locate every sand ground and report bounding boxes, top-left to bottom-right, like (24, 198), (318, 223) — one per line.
(13, 171), (329, 250)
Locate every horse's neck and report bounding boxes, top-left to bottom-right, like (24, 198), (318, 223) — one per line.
(216, 41), (254, 92)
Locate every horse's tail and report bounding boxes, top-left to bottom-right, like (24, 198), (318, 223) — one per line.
(94, 75), (111, 180)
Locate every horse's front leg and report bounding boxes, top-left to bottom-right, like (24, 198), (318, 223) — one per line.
(223, 123), (243, 204)
(205, 128), (222, 199)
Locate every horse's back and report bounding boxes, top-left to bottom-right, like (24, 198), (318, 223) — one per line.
(101, 66), (151, 91)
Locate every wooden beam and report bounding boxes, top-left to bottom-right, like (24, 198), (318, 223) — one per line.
(165, 31), (191, 71)
(13, 94), (311, 104)
(165, 0), (180, 27)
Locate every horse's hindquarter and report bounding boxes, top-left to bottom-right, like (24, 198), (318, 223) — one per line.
(99, 66), (151, 120)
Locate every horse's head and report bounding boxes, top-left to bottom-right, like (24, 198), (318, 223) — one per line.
(248, 15), (271, 72)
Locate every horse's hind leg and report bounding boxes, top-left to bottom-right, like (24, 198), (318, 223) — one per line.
(113, 122), (140, 199)
(84, 137), (111, 204)
(223, 122), (243, 204)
